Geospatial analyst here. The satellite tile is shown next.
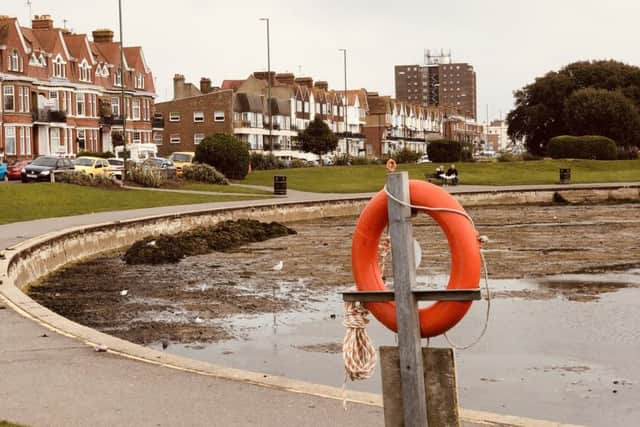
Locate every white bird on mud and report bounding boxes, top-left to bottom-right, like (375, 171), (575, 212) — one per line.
(147, 240), (157, 247)
(194, 316), (204, 324)
(120, 289), (129, 296)
(273, 261), (284, 271)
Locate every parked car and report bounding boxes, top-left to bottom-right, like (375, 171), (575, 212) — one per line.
(7, 160), (30, 180)
(107, 158), (125, 180)
(114, 143), (158, 163)
(0, 162), (7, 181)
(416, 155), (432, 164)
(21, 156), (75, 182)
(168, 152), (195, 177)
(146, 157), (177, 180)
(74, 157), (112, 177)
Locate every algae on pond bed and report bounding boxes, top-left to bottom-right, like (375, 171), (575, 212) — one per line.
(123, 219), (297, 265)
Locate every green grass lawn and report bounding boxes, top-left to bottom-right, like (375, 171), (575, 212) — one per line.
(0, 183), (259, 225)
(179, 181), (272, 195)
(240, 159), (640, 193)
(0, 421), (29, 427)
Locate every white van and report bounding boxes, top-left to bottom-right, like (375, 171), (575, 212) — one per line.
(114, 143), (158, 163)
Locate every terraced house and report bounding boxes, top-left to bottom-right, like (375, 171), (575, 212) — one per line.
(0, 14), (156, 162)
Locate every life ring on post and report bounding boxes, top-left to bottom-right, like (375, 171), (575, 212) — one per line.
(351, 180), (481, 338)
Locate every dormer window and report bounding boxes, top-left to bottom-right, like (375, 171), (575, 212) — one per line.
(9, 49), (23, 72)
(53, 55), (66, 78)
(114, 68), (122, 86)
(135, 73), (145, 90)
(79, 60), (91, 83)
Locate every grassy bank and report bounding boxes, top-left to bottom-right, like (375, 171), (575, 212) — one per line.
(0, 183), (259, 225)
(240, 159), (640, 193)
(179, 182), (272, 195)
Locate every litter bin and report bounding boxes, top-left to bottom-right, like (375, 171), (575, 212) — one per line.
(559, 168), (571, 184)
(274, 175), (287, 195)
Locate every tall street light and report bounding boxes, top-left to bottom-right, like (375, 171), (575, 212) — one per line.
(118, 0), (127, 182)
(338, 48), (348, 157)
(260, 18), (272, 152)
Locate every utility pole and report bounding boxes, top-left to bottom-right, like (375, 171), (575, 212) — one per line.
(339, 49), (348, 158)
(260, 18), (272, 152)
(118, 0), (127, 182)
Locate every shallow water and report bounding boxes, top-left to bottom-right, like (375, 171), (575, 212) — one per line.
(151, 271), (640, 427)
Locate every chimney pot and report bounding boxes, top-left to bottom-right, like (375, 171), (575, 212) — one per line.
(200, 77), (212, 94)
(92, 29), (114, 43)
(32, 15), (54, 30)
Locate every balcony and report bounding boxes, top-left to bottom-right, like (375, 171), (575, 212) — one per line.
(336, 131), (365, 139)
(233, 120), (253, 128)
(32, 109), (67, 123)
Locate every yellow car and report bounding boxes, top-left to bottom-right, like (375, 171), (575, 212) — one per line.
(168, 152), (195, 177)
(74, 156), (113, 177)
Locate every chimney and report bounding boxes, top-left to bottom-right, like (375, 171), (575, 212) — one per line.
(275, 73), (295, 85)
(32, 15), (54, 30)
(314, 81), (329, 91)
(173, 74), (186, 100)
(92, 29), (114, 43)
(253, 71), (276, 85)
(294, 77), (313, 88)
(200, 77), (212, 94)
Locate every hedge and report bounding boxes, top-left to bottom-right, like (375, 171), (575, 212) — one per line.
(547, 135), (617, 160)
(427, 140), (473, 163)
(195, 134), (250, 180)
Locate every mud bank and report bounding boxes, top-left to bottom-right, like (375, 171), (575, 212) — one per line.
(30, 201), (640, 346)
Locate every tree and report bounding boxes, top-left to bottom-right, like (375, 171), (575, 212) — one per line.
(298, 117), (338, 163)
(564, 89), (640, 147)
(507, 60), (640, 155)
(195, 133), (250, 180)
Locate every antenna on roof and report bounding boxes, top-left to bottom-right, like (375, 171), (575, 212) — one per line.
(25, 0), (32, 20)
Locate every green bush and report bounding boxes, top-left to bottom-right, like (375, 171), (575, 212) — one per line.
(497, 152), (521, 162)
(427, 140), (473, 163)
(349, 156), (373, 165)
(547, 135), (617, 160)
(182, 163), (228, 185)
(127, 160), (167, 188)
(290, 158), (309, 168)
(76, 151), (114, 159)
(195, 134), (250, 179)
(387, 148), (422, 164)
(250, 152), (286, 170)
(55, 171), (120, 188)
(522, 152), (543, 161)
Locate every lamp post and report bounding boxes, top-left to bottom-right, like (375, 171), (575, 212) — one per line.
(338, 48), (348, 158)
(118, 0), (127, 182)
(260, 18), (272, 152)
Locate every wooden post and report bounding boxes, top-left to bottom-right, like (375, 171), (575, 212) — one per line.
(386, 171), (428, 427)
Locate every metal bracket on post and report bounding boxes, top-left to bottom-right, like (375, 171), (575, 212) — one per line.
(386, 171), (428, 427)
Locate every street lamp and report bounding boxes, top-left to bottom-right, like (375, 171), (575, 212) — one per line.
(338, 48), (348, 157)
(260, 18), (272, 152)
(118, 0), (127, 182)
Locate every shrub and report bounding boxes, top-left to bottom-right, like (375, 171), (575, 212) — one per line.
(522, 152), (543, 161)
(350, 156), (372, 165)
(182, 163), (228, 185)
(290, 158), (309, 168)
(55, 171), (120, 188)
(547, 135), (617, 160)
(427, 140), (473, 163)
(127, 160), (167, 188)
(387, 149), (422, 164)
(250, 152), (286, 170)
(77, 151), (114, 159)
(195, 134), (250, 180)
(617, 146), (639, 160)
(497, 152), (520, 162)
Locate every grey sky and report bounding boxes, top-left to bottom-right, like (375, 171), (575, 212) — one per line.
(5, 0), (640, 121)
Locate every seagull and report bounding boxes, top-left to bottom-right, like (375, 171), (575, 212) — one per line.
(146, 240), (157, 247)
(120, 289), (129, 296)
(194, 316), (204, 324)
(95, 344), (108, 352)
(272, 261), (284, 271)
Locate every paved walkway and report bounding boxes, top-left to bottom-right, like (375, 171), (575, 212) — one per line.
(2, 182), (633, 426)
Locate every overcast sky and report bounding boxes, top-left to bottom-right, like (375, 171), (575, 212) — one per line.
(5, 0), (640, 121)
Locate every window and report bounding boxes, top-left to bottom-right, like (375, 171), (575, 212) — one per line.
(169, 112), (181, 122)
(133, 131), (141, 143)
(4, 85), (15, 111)
(296, 100), (303, 112)
(114, 68), (122, 86)
(79, 60), (91, 82)
(18, 127), (26, 154)
(315, 103), (320, 113)
(24, 127), (32, 155)
(9, 49), (21, 72)
(76, 129), (86, 151)
(132, 99), (141, 120)
(88, 94), (95, 117)
(5, 127), (16, 155)
(193, 111), (205, 122)
(53, 55), (66, 78)
(304, 101), (309, 112)
(170, 134), (181, 144)
(111, 96), (120, 117)
(76, 94), (85, 116)
(194, 133), (205, 145)
(153, 132), (163, 145)
(18, 87), (29, 112)
(135, 73), (144, 89)
(214, 111), (225, 122)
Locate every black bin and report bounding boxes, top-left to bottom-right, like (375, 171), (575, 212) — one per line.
(559, 168), (571, 184)
(274, 175), (287, 195)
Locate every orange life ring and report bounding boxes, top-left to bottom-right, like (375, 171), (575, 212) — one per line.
(351, 180), (481, 338)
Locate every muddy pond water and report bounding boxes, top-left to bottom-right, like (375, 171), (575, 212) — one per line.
(31, 203), (640, 427)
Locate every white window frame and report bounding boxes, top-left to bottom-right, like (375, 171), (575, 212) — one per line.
(194, 133), (205, 145)
(114, 68), (122, 86)
(135, 73), (145, 89)
(77, 129), (86, 151)
(193, 111), (205, 123)
(153, 132), (163, 145)
(169, 112), (181, 122)
(4, 85), (15, 111)
(132, 99), (141, 120)
(5, 127), (16, 155)
(214, 111), (225, 122)
(111, 96), (120, 117)
(76, 94), (85, 116)
(170, 134), (181, 144)
(133, 131), (141, 144)
(24, 127), (32, 155)
(53, 55), (66, 78)
(79, 60), (91, 82)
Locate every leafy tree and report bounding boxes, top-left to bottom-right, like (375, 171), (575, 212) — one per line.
(298, 117), (338, 163)
(564, 89), (640, 147)
(507, 60), (640, 155)
(195, 133), (250, 180)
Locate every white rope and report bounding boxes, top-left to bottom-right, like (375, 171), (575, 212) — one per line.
(342, 302), (377, 381)
(383, 186), (492, 350)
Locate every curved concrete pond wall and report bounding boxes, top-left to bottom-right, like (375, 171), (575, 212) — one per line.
(2, 186), (635, 427)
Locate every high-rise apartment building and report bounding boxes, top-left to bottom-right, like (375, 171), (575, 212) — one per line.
(394, 50), (477, 119)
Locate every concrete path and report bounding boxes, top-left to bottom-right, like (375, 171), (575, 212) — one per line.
(2, 182), (632, 426)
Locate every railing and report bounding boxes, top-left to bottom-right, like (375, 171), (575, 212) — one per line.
(32, 110), (67, 123)
(233, 120), (254, 128)
(336, 132), (365, 139)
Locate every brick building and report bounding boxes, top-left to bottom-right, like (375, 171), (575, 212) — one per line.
(0, 14), (156, 162)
